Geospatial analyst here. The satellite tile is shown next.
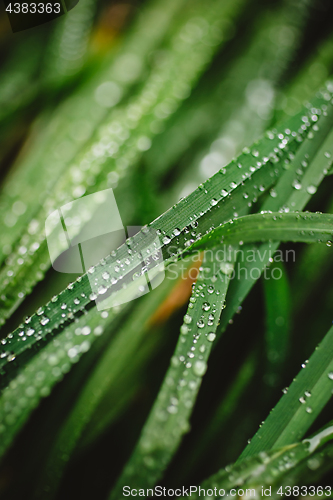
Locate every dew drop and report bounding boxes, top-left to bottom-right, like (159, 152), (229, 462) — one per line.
(292, 180), (302, 190)
(82, 326), (91, 336)
(193, 360), (207, 376)
(307, 185), (317, 195)
(162, 236), (171, 245)
(207, 333), (216, 342)
(184, 315), (192, 324)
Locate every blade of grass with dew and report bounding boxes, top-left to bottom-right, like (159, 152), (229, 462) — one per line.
(216, 89), (333, 336)
(180, 102), (333, 470)
(0, 300), (121, 458)
(0, 0), (190, 266)
(32, 263), (191, 498)
(263, 261), (291, 389)
(109, 248), (236, 496)
(0, 0), (249, 325)
(0, 260), (193, 462)
(238, 326), (333, 460)
(191, 212), (333, 250)
(210, 58), (333, 339)
(175, 350), (258, 482)
(0, 96), (322, 371)
(266, 443), (333, 499)
(188, 421), (333, 499)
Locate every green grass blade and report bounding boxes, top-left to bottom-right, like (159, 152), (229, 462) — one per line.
(216, 90), (333, 338)
(192, 421), (333, 499)
(33, 266), (185, 497)
(192, 212), (333, 250)
(175, 350), (258, 482)
(109, 249), (235, 496)
(263, 261), (291, 389)
(239, 326), (333, 459)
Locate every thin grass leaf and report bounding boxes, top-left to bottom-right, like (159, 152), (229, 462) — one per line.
(263, 261), (291, 389)
(33, 265), (187, 497)
(239, 326), (333, 460)
(216, 89), (333, 337)
(175, 351), (258, 482)
(192, 212), (333, 250)
(109, 248), (236, 496)
(190, 421), (333, 499)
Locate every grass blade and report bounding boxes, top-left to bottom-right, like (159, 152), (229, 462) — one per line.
(216, 88), (333, 338)
(263, 261), (291, 389)
(239, 326), (333, 459)
(192, 212), (333, 250)
(109, 249), (235, 496)
(193, 421), (333, 499)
